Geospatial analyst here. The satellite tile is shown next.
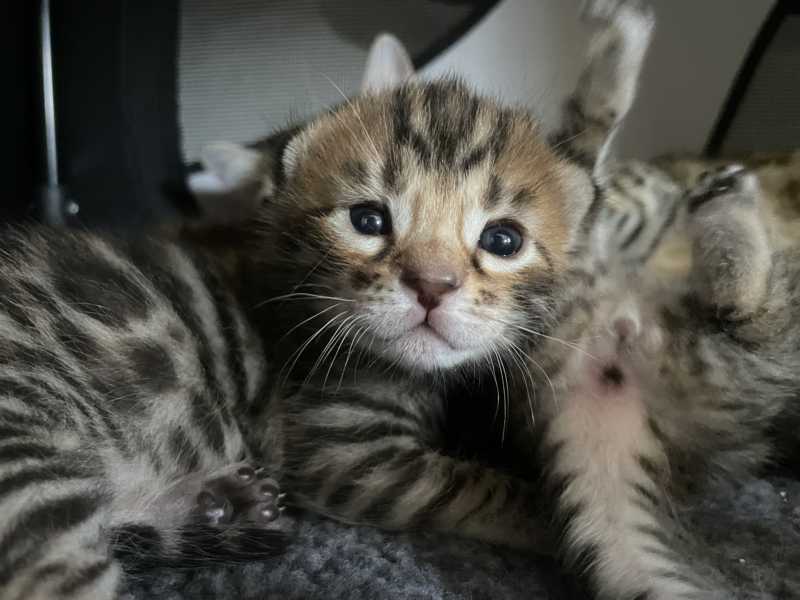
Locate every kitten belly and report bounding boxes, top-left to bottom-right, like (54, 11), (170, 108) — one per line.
(560, 356), (648, 444)
(546, 328), (687, 599)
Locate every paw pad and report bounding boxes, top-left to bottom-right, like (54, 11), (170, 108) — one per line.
(193, 462), (286, 527)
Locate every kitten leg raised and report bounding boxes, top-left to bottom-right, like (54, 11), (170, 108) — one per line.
(550, 0), (655, 176)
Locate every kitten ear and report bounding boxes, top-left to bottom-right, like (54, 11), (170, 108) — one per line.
(196, 142), (264, 190)
(361, 33), (415, 93)
(187, 142), (272, 225)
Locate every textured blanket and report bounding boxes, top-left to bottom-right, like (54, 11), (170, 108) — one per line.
(122, 474), (800, 599)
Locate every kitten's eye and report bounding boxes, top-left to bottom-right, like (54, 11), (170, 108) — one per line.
(479, 223), (523, 257)
(350, 204), (390, 236)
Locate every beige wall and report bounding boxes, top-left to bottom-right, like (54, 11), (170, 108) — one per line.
(423, 0), (776, 159)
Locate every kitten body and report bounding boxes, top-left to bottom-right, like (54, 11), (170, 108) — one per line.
(520, 166), (800, 599)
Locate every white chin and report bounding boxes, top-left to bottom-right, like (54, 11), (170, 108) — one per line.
(381, 326), (477, 372)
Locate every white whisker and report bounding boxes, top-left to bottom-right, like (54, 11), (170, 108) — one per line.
(279, 311), (347, 387)
(257, 292), (354, 307)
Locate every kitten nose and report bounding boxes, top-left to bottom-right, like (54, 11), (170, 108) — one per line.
(401, 267), (462, 311)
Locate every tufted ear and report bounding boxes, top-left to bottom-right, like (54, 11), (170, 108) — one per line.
(361, 33), (416, 93)
(186, 142), (273, 225)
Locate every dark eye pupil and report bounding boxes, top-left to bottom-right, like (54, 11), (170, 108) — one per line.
(360, 213), (382, 232)
(480, 224), (522, 257)
(491, 231), (512, 250)
(350, 205), (389, 236)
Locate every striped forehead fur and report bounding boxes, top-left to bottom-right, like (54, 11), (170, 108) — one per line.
(276, 78), (579, 271)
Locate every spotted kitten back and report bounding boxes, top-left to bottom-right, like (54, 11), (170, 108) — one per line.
(0, 231), (288, 599)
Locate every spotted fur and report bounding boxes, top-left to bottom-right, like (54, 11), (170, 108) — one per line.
(596, 151), (800, 279)
(0, 228), (294, 599)
(507, 164), (800, 599)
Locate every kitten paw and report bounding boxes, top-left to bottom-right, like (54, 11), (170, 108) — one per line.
(687, 165), (758, 213)
(193, 463), (285, 527)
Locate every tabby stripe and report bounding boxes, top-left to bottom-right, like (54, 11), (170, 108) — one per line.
(0, 441), (56, 464)
(57, 559), (113, 596)
(0, 423), (31, 440)
(454, 478), (497, 527)
(461, 143), (491, 173)
(168, 427), (201, 473)
(130, 245), (233, 428)
(423, 83), (459, 166)
(176, 255), (236, 426)
(633, 523), (675, 548)
(382, 150), (401, 192)
(568, 542), (601, 575)
(302, 422), (419, 445)
(15, 562), (70, 600)
(639, 196), (681, 261)
(0, 492), (104, 585)
(0, 292), (37, 330)
(615, 211), (630, 232)
(43, 356), (129, 455)
(553, 500), (585, 538)
(649, 568), (700, 587)
(197, 261), (248, 412)
(631, 482), (661, 507)
(579, 182), (605, 235)
(189, 392), (227, 455)
(351, 446), (425, 482)
(0, 461), (95, 504)
(637, 455), (661, 479)
(359, 452), (428, 523)
(619, 194), (647, 250)
(0, 377), (70, 425)
(533, 240), (555, 273)
(392, 88), (432, 168)
(411, 462), (473, 526)
(490, 110), (511, 159)
(639, 545), (680, 564)
(0, 408), (46, 430)
(22, 375), (101, 440)
(330, 396), (423, 426)
(325, 445), (414, 508)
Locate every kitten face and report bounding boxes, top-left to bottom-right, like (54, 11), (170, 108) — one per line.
(266, 80), (595, 373)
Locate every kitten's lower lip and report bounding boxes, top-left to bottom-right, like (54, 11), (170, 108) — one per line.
(411, 322), (455, 349)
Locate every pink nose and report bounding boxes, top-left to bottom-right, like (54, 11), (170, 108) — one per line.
(401, 268), (462, 311)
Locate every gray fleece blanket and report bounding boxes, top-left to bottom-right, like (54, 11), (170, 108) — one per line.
(122, 475), (800, 599)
